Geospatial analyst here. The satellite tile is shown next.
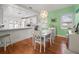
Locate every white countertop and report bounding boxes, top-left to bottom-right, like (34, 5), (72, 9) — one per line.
(0, 27), (32, 32)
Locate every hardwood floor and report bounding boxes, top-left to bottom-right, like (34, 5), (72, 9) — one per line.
(0, 36), (68, 54)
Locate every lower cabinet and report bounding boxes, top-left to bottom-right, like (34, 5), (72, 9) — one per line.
(0, 28), (32, 47)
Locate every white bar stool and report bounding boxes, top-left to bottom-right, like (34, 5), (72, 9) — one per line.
(0, 34), (10, 51)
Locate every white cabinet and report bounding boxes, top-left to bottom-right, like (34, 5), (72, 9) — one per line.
(69, 33), (79, 53)
(3, 5), (21, 17)
(2, 4), (37, 29)
(3, 5), (27, 29)
(3, 5), (33, 18)
(31, 16), (37, 25)
(0, 5), (3, 25)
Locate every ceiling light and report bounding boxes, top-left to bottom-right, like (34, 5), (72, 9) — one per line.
(40, 8), (48, 19)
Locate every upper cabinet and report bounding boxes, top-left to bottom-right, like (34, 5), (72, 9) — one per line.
(0, 5), (3, 25)
(3, 5), (34, 18)
(2, 4), (38, 29)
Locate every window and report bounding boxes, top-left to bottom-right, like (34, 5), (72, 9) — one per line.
(61, 13), (73, 29)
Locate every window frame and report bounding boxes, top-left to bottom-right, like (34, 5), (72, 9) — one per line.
(61, 13), (74, 29)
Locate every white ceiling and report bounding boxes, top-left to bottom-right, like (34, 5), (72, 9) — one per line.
(17, 4), (73, 13)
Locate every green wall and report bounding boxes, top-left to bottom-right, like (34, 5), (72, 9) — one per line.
(48, 5), (75, 37)
(74, 5), (79, 26)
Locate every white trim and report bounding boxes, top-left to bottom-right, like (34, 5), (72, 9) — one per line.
(57, 35), (66, 38)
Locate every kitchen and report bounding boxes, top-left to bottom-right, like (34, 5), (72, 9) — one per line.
(0, 4), (79, 54)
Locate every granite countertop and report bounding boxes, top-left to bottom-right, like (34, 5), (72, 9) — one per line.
(0, 27), (32, 32)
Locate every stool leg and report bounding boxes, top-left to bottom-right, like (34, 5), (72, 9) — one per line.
(4, 39), (6, 52)
(9, 35), (15, 48)
(44, 36), (46, 52)
(9, 35), (12, 47)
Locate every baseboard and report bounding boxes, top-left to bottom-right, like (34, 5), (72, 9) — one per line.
(57, 35), (66, 38)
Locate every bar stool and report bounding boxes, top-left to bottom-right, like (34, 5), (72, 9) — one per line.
(0, 34), (11, 51)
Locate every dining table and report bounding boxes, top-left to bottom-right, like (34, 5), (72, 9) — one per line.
(41, 27), (55, 52)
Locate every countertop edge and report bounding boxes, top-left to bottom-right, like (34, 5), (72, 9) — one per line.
(0, 27), (32, 32)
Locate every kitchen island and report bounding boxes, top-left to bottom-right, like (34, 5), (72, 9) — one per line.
(0, 27), (33, 47)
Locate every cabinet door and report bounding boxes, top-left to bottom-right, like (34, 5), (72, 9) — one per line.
(0, 5), (3, 24)
(3, 5), (21, 29)
(31, 16), (37, 25)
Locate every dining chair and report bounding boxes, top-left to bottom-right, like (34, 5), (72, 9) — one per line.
(32, 25), (52, 52)
(32, 25), (43, 52)
(50, 28), (56, 44)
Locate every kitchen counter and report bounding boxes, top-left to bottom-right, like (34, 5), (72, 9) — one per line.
(0, 26), (33, 47)
(0, 27), (32, 32)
